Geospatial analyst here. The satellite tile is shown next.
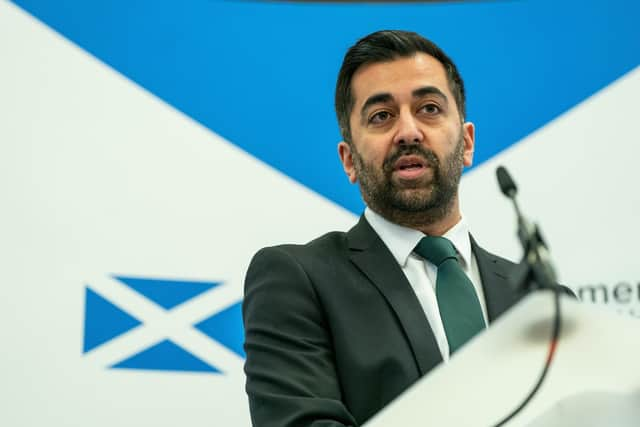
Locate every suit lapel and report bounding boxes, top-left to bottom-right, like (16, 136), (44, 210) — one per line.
(471, 235), (522, 322)
(346, 216), (442, 375)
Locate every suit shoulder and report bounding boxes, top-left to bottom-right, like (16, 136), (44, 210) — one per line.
(471, 238), (517, 268)
(472, 239), (575, 298)
(485, 249), (517, 269)
(252, 230), (349, 262)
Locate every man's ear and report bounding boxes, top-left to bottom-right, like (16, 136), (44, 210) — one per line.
(461, 122), (475, 168)
(338, 141), (358, 184)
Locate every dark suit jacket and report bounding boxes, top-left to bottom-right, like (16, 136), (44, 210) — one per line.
(243, 216), (523, 427)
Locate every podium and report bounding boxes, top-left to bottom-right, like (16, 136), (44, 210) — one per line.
(364, 292), (640, 426)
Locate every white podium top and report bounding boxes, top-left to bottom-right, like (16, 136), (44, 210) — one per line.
(364, 292), (640, 427)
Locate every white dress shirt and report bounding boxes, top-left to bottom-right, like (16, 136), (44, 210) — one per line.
(364, 207), (488, 361)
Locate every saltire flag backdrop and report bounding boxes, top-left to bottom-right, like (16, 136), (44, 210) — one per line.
(1, 0), (638, 425)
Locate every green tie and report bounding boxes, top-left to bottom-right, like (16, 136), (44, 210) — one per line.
(414, 236), (486, 354)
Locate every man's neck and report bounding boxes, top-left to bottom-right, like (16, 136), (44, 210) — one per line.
(415, 211), (462, 236)
(369, 198), (462, 237)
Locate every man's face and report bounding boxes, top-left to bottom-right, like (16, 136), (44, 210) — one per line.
(338, 53), (475, 224)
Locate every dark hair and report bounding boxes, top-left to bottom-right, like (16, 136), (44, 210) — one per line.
(335, 30), (466, 143)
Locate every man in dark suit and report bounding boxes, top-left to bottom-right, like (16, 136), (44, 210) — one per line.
(243, 30), (523, 427)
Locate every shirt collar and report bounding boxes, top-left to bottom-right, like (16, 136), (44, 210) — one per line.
(364, 207), (472, 268)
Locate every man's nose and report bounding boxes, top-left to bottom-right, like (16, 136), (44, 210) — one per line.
(392, 111), (423, 145)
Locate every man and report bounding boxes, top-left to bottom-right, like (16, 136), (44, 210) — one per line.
(243, 30), (522, 427)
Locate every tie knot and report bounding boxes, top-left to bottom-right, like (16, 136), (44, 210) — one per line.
(414, 236), (458, 267)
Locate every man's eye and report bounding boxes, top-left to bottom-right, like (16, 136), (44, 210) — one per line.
(420, 104), (441, 115)
(369, 111), (392, 124)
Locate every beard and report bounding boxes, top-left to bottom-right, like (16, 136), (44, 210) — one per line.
(351, 133), (465, 228)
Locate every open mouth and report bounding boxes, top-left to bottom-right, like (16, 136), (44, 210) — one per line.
(390, 155), (432, 181)
(397, 162), (424, 171)
(394, 155), (427, 172)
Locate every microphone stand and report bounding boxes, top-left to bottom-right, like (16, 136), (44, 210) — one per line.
(508, 203), (558, 294)
(496, 165), (558, 293)
(492, 166), (563, 427)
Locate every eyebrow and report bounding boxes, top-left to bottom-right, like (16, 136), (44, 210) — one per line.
(412, 86), (448, 102)
(360, 86), (449, 118)
(360, 93), (394, 118)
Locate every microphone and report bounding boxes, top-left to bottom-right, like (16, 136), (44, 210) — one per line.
(496, 166), (535, 251)
(495, 166), (557, 290)
(496, 166), (517, 199)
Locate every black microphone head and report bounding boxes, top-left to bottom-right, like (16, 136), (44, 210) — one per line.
(496, 166), (517, 198)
